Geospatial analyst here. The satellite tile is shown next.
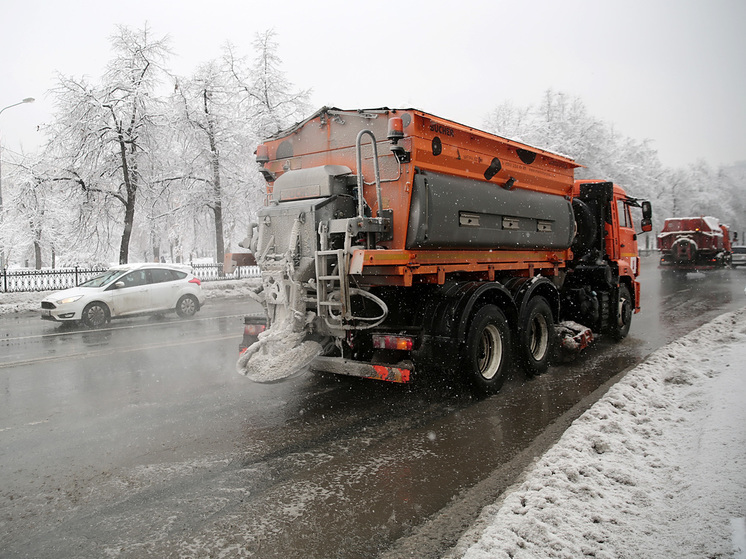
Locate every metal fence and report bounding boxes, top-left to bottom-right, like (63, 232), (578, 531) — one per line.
(0, 263), (261, 294)
(190, 263), (261, 282)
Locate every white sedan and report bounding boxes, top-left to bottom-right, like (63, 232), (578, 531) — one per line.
(732, 246), (746, 268)
(40, 263), (206, 328)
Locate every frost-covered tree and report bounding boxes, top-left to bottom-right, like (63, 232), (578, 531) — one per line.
(720, 163), (746, 238)
(162, 31), (310, 265)
(3, 26), (317, 267)
(483, 90), (679, 234)
(484, 90), (746, 242)
(165, 59), (251, 265)
(45, 24), (170, 264)
(1, 149), (118, 268)
(227, 30), (311, 139)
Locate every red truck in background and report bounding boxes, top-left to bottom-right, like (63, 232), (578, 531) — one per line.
(657, 216), (732, 275)
(237, 107), (652, 393)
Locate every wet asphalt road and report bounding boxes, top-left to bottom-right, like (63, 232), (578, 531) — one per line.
(1, 256), (745, 558)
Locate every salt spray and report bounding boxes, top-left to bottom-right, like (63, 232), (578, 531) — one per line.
(236, 320), (322, 383)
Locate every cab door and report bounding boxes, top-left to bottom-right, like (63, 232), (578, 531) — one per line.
(616, 198), (639, 277)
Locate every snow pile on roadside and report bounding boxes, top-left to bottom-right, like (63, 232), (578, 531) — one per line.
(0, 292), (44, 315)
(456, 308), (746, 559)
(200, 278), (262, 299)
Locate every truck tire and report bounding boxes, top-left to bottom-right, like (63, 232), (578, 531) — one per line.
(518, 296), (554, 375)
(463, 305), (511, 394)
(607, 284), (632, 340)
(82, 302), (110, 329)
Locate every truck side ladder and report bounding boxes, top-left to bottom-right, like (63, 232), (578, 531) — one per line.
(315, 247), (350, 329)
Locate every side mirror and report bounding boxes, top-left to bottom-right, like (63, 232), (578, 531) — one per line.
(640, 201), (653, 232)
(114, 281), (125, 289)
(641, 201), (652, 220)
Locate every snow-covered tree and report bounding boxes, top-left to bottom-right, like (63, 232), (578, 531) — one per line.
(482, 90), (718, 235)
(227, 30), (311, 139)
(45, 24), (171, 264)
(161, 31), (310, 265)
(165, 59), (251, 266)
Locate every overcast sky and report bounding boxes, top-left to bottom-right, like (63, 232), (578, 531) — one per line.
(1, 0), (744, 170)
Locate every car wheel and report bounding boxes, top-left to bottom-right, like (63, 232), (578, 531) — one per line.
(176, 295), (199, 318)
(462, 304), (512, 394)
(82, 302), (110, 329)
(519, 296), (554, 376)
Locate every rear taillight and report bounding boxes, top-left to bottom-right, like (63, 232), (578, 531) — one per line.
(372, 334), (414, 351)
(244, 323), (266, 337)
(240, 316), (267, 353)
(189, 277), (201, 286)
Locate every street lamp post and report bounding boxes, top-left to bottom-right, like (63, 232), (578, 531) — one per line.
(0, 97), (36, 117)
(0, 97), (35, 269)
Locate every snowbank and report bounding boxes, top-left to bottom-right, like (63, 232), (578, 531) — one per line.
(454, 308), (746, 559)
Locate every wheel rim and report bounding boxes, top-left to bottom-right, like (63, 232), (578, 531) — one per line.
(86, 305), (106, 327)
(477, 323), (503, 380)
(618, 296), (631, 328)
(180, 297), (196, 316)
(529, 313), (549, 360)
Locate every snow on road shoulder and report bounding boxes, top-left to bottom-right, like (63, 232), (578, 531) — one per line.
(456, 307), (746, 559)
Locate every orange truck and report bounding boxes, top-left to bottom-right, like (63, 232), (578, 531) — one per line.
(237, 107), (652, 393)
(657, 216), (732, 275)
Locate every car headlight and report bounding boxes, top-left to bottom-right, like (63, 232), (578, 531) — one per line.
(57, 295), (84, 305)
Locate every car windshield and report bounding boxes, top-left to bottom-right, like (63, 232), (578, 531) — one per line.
(79, 269), (125, 288)
(733, 247), (746, 254)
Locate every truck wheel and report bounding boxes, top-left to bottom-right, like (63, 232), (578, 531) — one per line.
(608, 285), (632, 340)
(82, 302), (110, 329)
(463, 305), (511, 394)
(519, 296), (554, 375)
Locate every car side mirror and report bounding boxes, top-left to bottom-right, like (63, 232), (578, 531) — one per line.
(114, 281), (125, 289)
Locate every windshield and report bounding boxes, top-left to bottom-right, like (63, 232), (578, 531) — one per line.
(79, 269), (125, 288)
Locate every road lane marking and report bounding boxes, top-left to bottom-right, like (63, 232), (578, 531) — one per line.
(0, 313), (246, 344)
(0, 333), (241, 369)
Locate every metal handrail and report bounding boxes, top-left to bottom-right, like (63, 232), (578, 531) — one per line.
(354, 129), (383, 220)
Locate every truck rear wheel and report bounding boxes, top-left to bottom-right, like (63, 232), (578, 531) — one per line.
(519, 296), (554, 375)
(463, 305), (511, 394)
